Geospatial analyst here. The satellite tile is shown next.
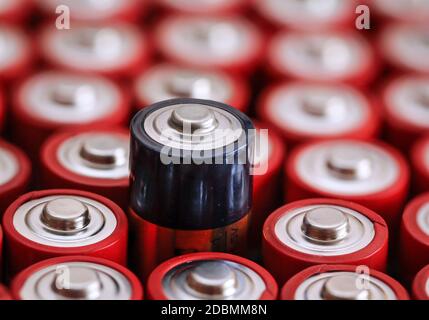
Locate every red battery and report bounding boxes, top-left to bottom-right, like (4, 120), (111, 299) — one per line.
(2, 189), (128, 278)
(257, 81), (380, 148)
(11, 256), (143, 300)
(399, 193), (429, 285)
(253, 0), (358, 31)
(147, 252), (278, 300)
(155, 15), (264, 77)
(158, 0), (247, 16)
(0, 25), (33, 83)
(0, 139), (31, 217)
(285, 139), (409, 231)
(40, 128), (130, 209)
(412, 264), (429, 300)
(262, 198), (389, 286)
(267, 30), (378, 87)
(0, 284), (11, 300)
(381, 75), (429, 153)
(411, 135), (429, 194)
(11, 71), (130, 161)
(35, 0), (147, 23)
(38, 22), (151, 80)
(379, 23), (429, 74)
(281, 264), (409, 300)
(0, 0), (31, 24)
(373, 0), (429, 24)
(134, 63), (250, 113)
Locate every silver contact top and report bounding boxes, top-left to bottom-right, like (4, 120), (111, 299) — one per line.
(13, 195), (117, 247)
(0, 26), (26, 70)
(0, 147), (18, 186)
(162, 260), (266, 300)
(386, 77), (429, 128)
(21, 72), (119, 123)
(417, 202), (429, 236)
(267, 83), (367, 135)
(20, 261), (132, 300)
(274, 204), (375, 256)
(144, 103), (243, 151)
(295, 271), (397, 300)
(136, 64), (233, 105)
(296, 141), (399, 195)
(58, 132), (129, 179)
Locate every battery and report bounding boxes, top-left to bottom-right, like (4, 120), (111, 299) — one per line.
(0, 25), (33, 83)
(253, 0), (357, 31)
(40, 128), (130, 209)
(129, 98), (253, 280)
(155, 15), (264, 77)
(379, 24), (429, 74)
(0, 139), (31, 218)
(2, 189), (128, 278)
(257, 82), (380, 148)
(399, 193), (429, 285)
(412, 264), (429, 300)
(146, 252), (278, 300)
(374, 0), (429, 24)
(285, 139), (409, 231)
(134, 63), (249, 113)
(381, 75), (429, 153)
(411, 135), (429, 194)
(0, 284), (11, 300)
(11, 256), (143, 300)
(0, 0), (31, 24)
(35, 0), (146, 23)
(262, 198), (389, 285)
(11, 71), (130, 161)
(158, 0), (247, 15)
(38, 22), (151, 80)
(267, 30), (377, 87)
(281, 264), (409, 300)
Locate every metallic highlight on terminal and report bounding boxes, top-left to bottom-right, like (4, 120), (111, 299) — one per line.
(79, 135), (128, 168)
(321, 274), (370, 300)
(326, 148), (372, 180)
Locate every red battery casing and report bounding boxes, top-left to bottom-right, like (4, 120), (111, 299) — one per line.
(399, 193), (429, 285)
(411, 135), (429, 194)
(2, 189), (128, 278)
(262, 198), (389, 286)
(0, 284), (11, 300)
(281, 264), (409, 300)
(147, 252), (278, 300)
(11, 256), (143, 300)
(412, 264), (429, 300)
(0, 0), (32, 24)
(285, 140), (409, 231)
(40, 128), (130, 209)
(0, 139), (31, 217)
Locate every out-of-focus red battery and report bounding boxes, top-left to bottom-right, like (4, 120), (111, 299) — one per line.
(0, 0), (32, 24)
(267, 30), (378, 87)
(257, 82), (380, 148)
(379, 24), (429, 74)
(399, 193), (429, 285)
(158, 0), (248, 16)
(11, 256), (143, 300)
(134, 63), (249, 113)
(40, 128), (130, 209)
(0, 25), (33, 83)
(0, 284), (11, 300)
(281, 264), (409, 300)
(147, 252), (278, 300)
(381, 75), (429, 153)
(412, 264), (429, 300)
(35, 0), (147, 23)
(253, 0), (358, 31)
(155, 15), (264, 77)
(11, 71), (130, 161)
(411, 135), (429, 194)
(374, 0), (429, 24)
(285, 139), (409, 231)
(0, 139), (31, 217)
(2, 189), (128, 278)
(262, 198), (389, 286)
(38, 23), (151, 80)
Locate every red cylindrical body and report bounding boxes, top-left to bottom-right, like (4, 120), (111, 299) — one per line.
(399, 193), (429, 285)
(411, 135), (429, 194)
(40, 128), (130, 209)
(412, 264), (429, 300)
(2, 189), (128, 279)
(0, 284), (11, 300)
(11, 256), (143, 300)
(262, 198), (389, 286)
(0, 0), (32, 24)
(281, 264), (409, 300)
(147, 252), (278, 300)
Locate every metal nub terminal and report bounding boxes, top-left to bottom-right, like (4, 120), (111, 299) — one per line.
(162, 260), (266, 300)
(75, 27), (122, 59)
(326, 148), (372, 180)
(168, 105), (218, 134)
(52, 267), (101, 299)
(301, 95), (346, 119)
(51, 84), (96, 110)
(167, 73), (212, 99)
(79, 135), (127, 168)
(321, 275), (370, 300)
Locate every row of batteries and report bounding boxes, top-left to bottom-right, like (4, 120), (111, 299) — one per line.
(0, 0), (428, 301)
